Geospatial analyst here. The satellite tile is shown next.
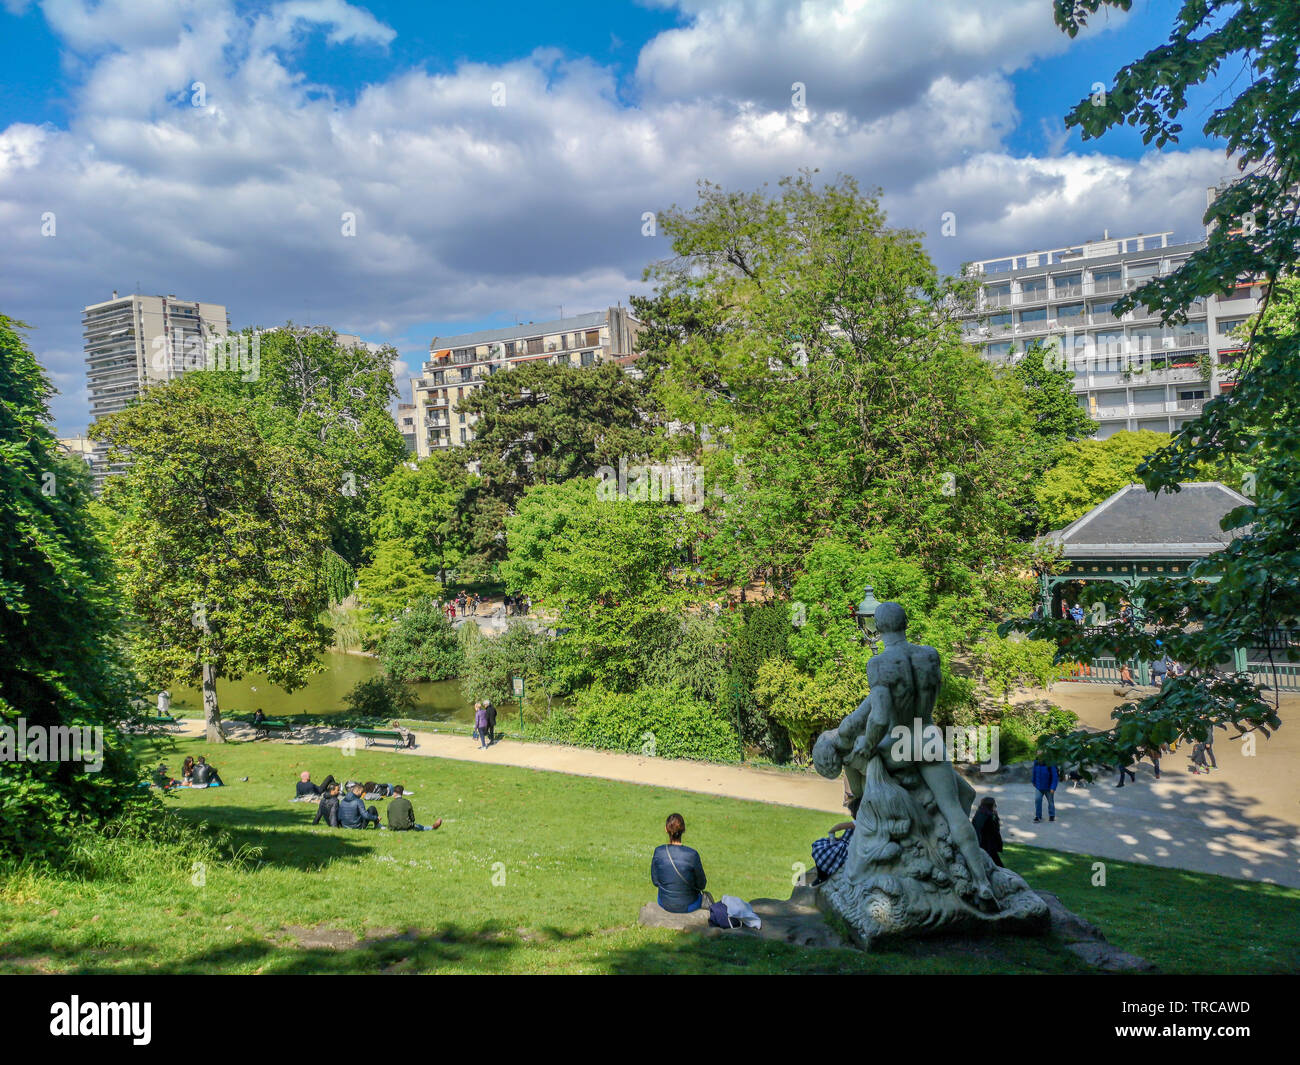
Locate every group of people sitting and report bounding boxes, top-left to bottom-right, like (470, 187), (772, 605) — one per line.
(294, 772), (441, 831)
(149, 755), (224, 791)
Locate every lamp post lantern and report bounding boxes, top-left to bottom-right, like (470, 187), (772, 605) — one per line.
(855, 584), (881, 653)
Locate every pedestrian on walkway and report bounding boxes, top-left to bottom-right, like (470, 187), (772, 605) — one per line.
(474, 701), (490, 750)
(1190, 742), (1210, 774)
(1031, 756), (1058, 823)
(484, 699), (497, 745)
(1143, 744), (1162, 780)
(971, 797), (1004, 868)
(1151, 651), (1168, 688)
(1203, 729), (1218, 769)
(1115, 761), (1136, 787)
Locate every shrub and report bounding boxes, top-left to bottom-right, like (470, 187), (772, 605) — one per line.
(461, 622), (554, 707)
(753, 659), (868, 762)
(971, 634), (1066, 704)
(342, 675), (416, 719)
(997, 702), (1079, 765)
(378, 596), (464, 682)
(534, 686), (741, 762)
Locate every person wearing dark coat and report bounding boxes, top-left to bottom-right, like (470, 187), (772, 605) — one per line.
(1030, 758), (1059, 823)
(971, 797), (1004, 868)
(312, 783), (342, 827)
(484, 701), (497, 745)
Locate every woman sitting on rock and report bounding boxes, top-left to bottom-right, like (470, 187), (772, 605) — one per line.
(650, 813), (711, 913)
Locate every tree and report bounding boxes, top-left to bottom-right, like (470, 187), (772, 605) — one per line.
(372, 453), (476, 586)
(1003, 1), (1300, 771)
(191, 326), (407, 567)
(635, 174), (1035, 611)
(355, 539), (432, 647)
(378, 596), (465, 682)
(499, 478), (599, 594)
(92, 385), (338, 743)
(460, 360), (658, 560)
(0, 317), (143, 858)
(531, 495), (689, 693)
(1034, 430), (1172, 529)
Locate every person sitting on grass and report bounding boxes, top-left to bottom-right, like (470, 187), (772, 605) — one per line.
(386, 785), (442, 832)
(650, 813), (711, 913)
(150, 764), (177, 791)
(312, 782), (342, 827)
(810, 797), (860, 885)
(295, 771), (321, 800)
(339, 783), (381, 829)
(193, 756), (223, 787)
(181, 755), (196, 783)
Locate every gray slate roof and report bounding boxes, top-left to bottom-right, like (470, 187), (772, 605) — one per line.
(1040, 482), (1252, 560)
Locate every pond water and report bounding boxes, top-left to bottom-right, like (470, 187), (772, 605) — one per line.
(170, 650), (475, 725)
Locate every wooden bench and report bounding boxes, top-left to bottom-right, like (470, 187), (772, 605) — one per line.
(352, 727), (415, 750)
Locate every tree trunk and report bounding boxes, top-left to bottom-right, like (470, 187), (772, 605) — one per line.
(202, 662), (226, 743)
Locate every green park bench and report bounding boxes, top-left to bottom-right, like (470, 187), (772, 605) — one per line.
(251, 719), (298, 741)
(351, 727), (416, 750)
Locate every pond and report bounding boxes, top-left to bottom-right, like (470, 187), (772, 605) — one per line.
(170, 650), (476, 726)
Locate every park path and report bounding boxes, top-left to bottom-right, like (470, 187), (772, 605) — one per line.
(174, 685), (1300, 888)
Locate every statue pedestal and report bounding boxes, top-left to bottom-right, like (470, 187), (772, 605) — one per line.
(816, 760), (1049, 949)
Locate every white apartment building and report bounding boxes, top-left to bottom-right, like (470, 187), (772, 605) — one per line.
(958, 213), (1264, 438)
(410, 306), (641, 457)
(83, 292), (230, 487)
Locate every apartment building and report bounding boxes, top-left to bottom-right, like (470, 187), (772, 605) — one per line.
(410, 306), (641, 456)
(83, 291), (230, 487)
(958, 212), (1264, 438)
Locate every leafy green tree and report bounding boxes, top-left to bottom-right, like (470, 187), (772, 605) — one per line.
(725, 601), (795, 758)
(192, 326), (407, 567)
(372, 453), (476, 586)
(1034, 430), (1172, 529)
(355, 539), (431, 647)
(532, 496), (688, 693)
(635, 174), (1034, 612)
(460, 360), (658, 561)
(92, 384), (337, 743)
(378, 596), (465, 682)
(1003, 0), (1300, 771)
(500, 477), (599, 593)
(0, 316), (144, 858)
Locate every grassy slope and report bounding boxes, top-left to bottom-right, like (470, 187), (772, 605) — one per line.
(1, 739), (1296, 974)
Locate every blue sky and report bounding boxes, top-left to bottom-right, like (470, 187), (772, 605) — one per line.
(0, 0), (1240, 433)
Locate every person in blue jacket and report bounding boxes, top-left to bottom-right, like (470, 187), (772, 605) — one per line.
(339, 784), (381, 829)
(1031, 756), (1059, 823)
(650, 813), (709, 913)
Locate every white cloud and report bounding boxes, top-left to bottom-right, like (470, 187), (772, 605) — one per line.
(0, 0), (1230, 433)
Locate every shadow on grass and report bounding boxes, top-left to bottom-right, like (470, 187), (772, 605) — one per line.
(0, 922), (1090, 975)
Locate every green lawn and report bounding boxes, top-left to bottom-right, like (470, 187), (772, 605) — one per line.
(1, 739), (1296, 974)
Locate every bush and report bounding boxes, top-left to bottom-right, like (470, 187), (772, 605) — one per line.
(378, 596), (464, 682)
(726, 601), (794, 758)
(972, 634), (1065, 704)
(461, 622), (554, 707)
(997, 702), (1079, 765)
(753, 659), (868, 762)
(342, 675), (416, 719)
(533, 686), (741, 762)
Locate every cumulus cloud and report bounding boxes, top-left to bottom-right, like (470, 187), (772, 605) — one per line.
(0, 0), (1234, 433)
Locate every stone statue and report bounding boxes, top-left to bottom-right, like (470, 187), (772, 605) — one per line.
(812, 601), (1048, 947)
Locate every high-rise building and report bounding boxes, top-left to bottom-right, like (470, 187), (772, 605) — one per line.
(410, 306), (641, 457)
(83, 292), (230, 487)
(956, 201), (1265, 438)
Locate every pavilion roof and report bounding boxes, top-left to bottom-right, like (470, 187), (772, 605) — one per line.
(1039, 482), (1253, 560)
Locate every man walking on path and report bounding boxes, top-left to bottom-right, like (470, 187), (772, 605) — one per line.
(1031, 757), (1058, 823)
(484, 700), (497, 745)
